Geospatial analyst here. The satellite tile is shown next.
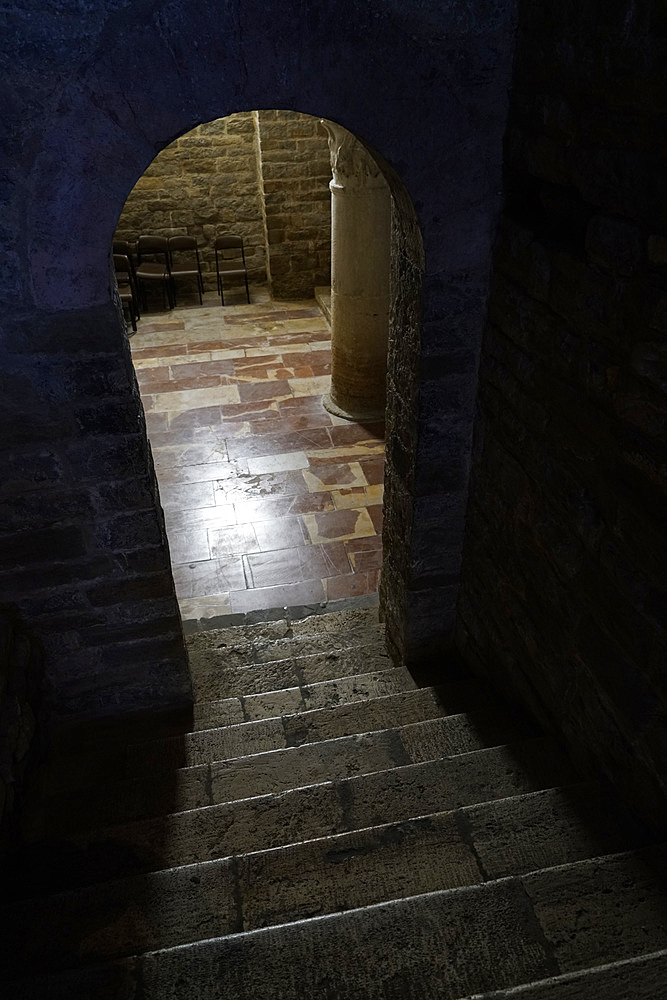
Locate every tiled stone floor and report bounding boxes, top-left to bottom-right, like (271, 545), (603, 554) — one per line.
(130, 290), (385, 621)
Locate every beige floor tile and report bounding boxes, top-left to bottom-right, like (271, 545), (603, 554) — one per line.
(149, 385), (241, 412)
(288, 375), (331, 397)
(332, 484), (384, 509)
(247, 451), (310, 474)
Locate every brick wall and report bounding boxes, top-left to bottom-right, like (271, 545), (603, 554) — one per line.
(257, 110), (332, 299)
(457, 0), (667, 832)
(115, 111), (332, 301)
(115, 114), (269, 290)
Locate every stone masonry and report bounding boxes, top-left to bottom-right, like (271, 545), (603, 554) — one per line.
(115, 111), (332, 300)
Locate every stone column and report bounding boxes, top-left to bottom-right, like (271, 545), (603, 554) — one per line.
(321, 120), (391, 421)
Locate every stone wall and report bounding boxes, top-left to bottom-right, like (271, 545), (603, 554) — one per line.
(0, 296), (192, 724)
(0, 606), (47, 849)
(114, 111), (331, 301)
(257, 110), (332, 299)
(115, 114), (269, 290)
(457, 0), (667, 832)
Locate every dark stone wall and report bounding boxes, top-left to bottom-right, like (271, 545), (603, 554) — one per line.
(1, 0), (518, 722)
(457, 0), (667, 831)
(0, 606), (48, 849)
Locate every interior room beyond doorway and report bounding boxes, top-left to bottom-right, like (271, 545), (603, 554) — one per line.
(131, 291), (385, 623)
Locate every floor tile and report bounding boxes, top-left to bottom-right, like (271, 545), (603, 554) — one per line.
(172, 556), (247, 599)
(325, 571), (380, 600)
(209, 523), (259, 558)
(158, 481), (217, 510)
(230, 579), (326, 614)
(288, 375), (331, 397)
(302, 462), (367, 493)
(244, 542), (350, 589)
(303, 507), (376, 544)
(168, 528), (211, 565)
(253, 517), (309, 552)
(246, 451), (310, 475)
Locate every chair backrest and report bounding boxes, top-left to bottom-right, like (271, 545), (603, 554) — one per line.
(168, 235), (198, 252)
(215, 235), (244, 251)
(137, 235), (169, 261)
(113, 253), (132, 278)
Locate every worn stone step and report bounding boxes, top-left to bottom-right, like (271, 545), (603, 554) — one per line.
(455, 951), (667, 1000)
(0, 876), (585, 1000)
(129, 687), (514, 775)
(6, 737), (577, 895)
(191, 642), (393, 701)
(3, 784), (648, 976)
(192, 665), (420, 729)
(128, 705), (537, 792)
(31, 683), (501, 838)
(187, 619), (386, 673)
(186, 606), (381, 654)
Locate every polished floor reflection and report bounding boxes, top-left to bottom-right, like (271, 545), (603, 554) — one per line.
(130, 290), (385, 620)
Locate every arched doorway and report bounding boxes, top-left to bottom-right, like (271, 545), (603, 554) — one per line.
(3, 1), (517, 722)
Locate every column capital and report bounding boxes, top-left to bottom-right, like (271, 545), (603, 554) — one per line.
(320, 119), (388, 191)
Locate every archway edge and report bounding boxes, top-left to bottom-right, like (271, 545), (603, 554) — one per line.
(25, 0), (515, 311)
(3, 0), (518, 719)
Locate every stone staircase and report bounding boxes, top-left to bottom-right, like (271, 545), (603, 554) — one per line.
(2, 606), (667, 998)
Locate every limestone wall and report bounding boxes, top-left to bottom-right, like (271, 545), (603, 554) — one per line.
(115, 111), (332, 300)
(257, 110), (332, 299)
(115, 114), (268, 290)
(457, 0), (667, 832)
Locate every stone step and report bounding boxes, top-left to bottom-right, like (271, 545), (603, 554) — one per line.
(2, 784), (648, 976)
(187, 617), (385, 672)
(36, 663), (413, 799)
(7, 849), (667, 999)
(192, 665), (421, 729)
(191, 642), (393, 701)
(455, 951), (667, 1000)
(6, 737), (577, 895)
(128, 689), (519, 776)
(31, 684), (491, 838)
(127, 705), (537, 790)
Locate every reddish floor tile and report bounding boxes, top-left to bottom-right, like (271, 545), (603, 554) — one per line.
(368, 504), (383, 533)
(238, 380), (292, 402)
(304, 507), (376, 544)
(347, 545), (383, 573)
(325, 571), (380, 600)
(167, 406), (223, 432)
(358, 458), (385, 486)
(329, 422), (385, 446)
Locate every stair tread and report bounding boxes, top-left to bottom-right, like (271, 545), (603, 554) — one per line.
(6, 736), (578, 895)
(10, 859), (667, 1000)
(3, 786), (652, 976)
(191, 643), (394, 700)
(192, 668), (489, 729)
(128, 691), (516, 772)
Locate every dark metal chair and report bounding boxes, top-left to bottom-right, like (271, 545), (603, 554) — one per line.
(113, 253), (138, 332)
(135, 235), (174, 311)
(168, 235), (204, 305)
(214, 235), (250, 305)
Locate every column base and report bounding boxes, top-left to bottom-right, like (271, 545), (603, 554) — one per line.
(323, 393), (385, 423)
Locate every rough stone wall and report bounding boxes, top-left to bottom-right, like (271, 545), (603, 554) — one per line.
(0, 296), (192, 724)
(257, 110), (332, 299)
(0, 606), (47, 849)
(457, 0), (667, 832)
(114, 110), (332, 300)
(115, 114), (268, 289)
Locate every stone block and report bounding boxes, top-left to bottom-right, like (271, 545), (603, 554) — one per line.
(585, 215), (644, 275)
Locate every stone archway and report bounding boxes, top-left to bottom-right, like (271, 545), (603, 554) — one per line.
(1, 0), (517, 722)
